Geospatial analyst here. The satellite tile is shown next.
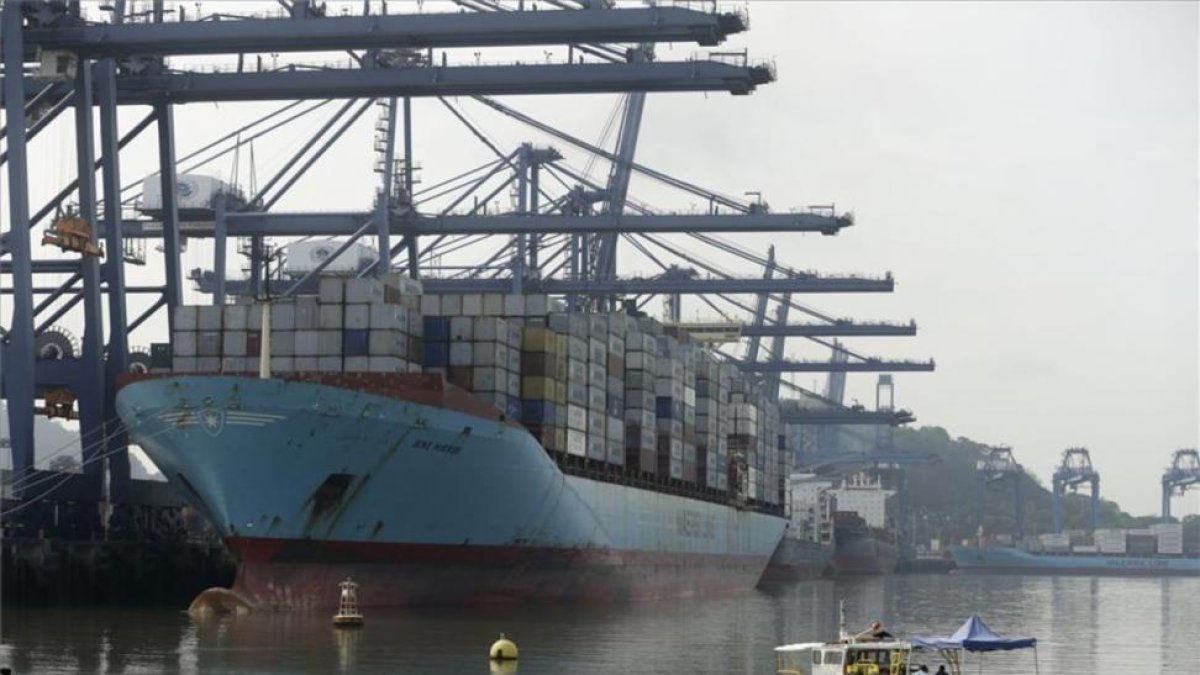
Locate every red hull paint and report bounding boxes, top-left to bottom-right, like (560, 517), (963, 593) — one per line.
(226, 537), (771, 609)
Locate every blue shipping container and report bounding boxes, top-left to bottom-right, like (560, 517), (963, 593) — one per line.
(654, 397), (685, 420)
(606, 396), (623, 418)
(342, 329), (369, 357)
(424, 341), (449, 367)
(505, 395), (522, 421)
(521, 399), (555, 424)
(424, 316), (451, 342)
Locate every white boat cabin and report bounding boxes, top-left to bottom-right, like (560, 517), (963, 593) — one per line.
(775, 640), (914, 675)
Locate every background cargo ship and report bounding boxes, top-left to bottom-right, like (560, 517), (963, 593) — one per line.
(117, 274), (791, 608)
(952, 524), (1199, 577)
(762, 473), (836, 580)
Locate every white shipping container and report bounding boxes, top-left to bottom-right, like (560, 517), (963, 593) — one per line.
(482, 293), (504, 316)
(472, 366), (505, 392)
(567, 404), (587, 432)
(369, 304), (408, 330)
(220, 356), (246, 372)
(317, 331), (341, 355)
(440, 294), (463, 315)
(172, 356), (198, 373)
(294, 298), (319, 329)
(270, 331), (295, 356)
(271, 303), (296, 330)
(472, 342), (507, 367)
(319, 276), (345, 304)
(197, 305), (222, 331)
(503, 294), (525, 316)
(269, 356), (294, 372)
(343, 305), (369, 330)
(345, 278), (385, 304)
(567, 359), (587, 384)
(587, 411), (606, 436)
(317, 356), (342, 372)
(247, 303), (264, 330)
(566, 429), (587, 457)
(194, 356), (220, 372)
(294, 331), (319, 357)
(588, 363), (606, 386)
(449, 316), (474, 341)
(368, 356), (404, 373)
(222, 331), (248, 357)
(507, 371), (521, 397)
(174, 305), (198, 331)
(449, 342), (473, 366)
(525, 294), (548, 316)
(474, 317), (507, 342)
(462, 294), (483, 316)
(607, 416), (625, 443)
(587, 386), (606, 411)
(420, 294), (442, 316)
(222, 305), (248, 330)
(344, 356), (370, 372)
(141, 173), (225, 211)
(294, 356), (318, 372)
(684, 386), (696, 408)
(318, 305), (343, 330)
(173, 331), (197, 357)
(368, 330), (405, 357)
(506, 349), (521, 372)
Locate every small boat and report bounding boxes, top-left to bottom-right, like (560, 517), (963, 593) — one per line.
(776, 607), (1041, 675)
(775, 604), (914, 675)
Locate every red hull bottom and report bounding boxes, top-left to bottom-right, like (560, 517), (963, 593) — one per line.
(225, 537), (771, 609)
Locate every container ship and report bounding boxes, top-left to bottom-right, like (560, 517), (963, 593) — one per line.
(951, 525), (1199, 577)
(116, 274), (790, 609)
(831, 511), (898, 576)
(826, 472), (897, 576)
(761, 473), (836, 581)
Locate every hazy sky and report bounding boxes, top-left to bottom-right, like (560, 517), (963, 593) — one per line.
(2, 1), (1197, 516)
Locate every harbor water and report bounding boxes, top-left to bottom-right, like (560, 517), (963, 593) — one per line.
(0, 574), (1195, 673)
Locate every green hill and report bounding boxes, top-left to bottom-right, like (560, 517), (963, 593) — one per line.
(892, 426), (1196, 545)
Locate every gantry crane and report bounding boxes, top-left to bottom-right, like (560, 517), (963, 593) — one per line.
(0, 0), (933, 531)
(1052, 448), (1100, 533)
(1162, 449), (1200, 522)
(976, 446), (1025, 538)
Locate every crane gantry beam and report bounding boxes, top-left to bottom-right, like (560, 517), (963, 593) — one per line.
(25, 6), (746, 57)
(71, 61), (774, 105)
(116, 211), (850, 238)
(740, 321), (916, 337)
(740, 359), (935, 373)
(191, 274), (895, 297)
(780, 408), (916, 426)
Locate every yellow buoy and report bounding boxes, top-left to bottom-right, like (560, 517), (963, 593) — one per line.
(489, 633), (519, 661)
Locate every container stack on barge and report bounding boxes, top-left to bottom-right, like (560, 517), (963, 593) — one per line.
(116, 274), (792, 608)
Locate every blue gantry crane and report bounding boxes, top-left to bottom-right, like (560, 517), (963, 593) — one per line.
(1162, 448), (1200, 522)
(1052, 447), (1100, 533)
(976, 445), (1025, 538)
(0, 0), (932, 534)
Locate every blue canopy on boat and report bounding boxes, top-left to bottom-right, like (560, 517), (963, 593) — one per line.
(910, 614), (1037, 652)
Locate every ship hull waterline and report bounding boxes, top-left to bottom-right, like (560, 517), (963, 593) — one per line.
(116, 375), (787, 609)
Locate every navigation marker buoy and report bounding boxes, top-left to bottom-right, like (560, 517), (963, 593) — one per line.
(332, 577), (364, 627)
(490, 633), (519, 661)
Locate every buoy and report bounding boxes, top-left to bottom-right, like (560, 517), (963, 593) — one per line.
(489, 633), (519, 661)
(332, 578), (364, 628)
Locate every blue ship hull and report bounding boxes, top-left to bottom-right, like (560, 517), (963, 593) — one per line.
(950, 546), (1200, 577)
(116, 375), (787, 608)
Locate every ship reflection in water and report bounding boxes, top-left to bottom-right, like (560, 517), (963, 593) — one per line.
(0, 575), (1195, 674)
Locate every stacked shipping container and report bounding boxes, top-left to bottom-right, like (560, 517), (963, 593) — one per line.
(165, 279), (790, 510)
